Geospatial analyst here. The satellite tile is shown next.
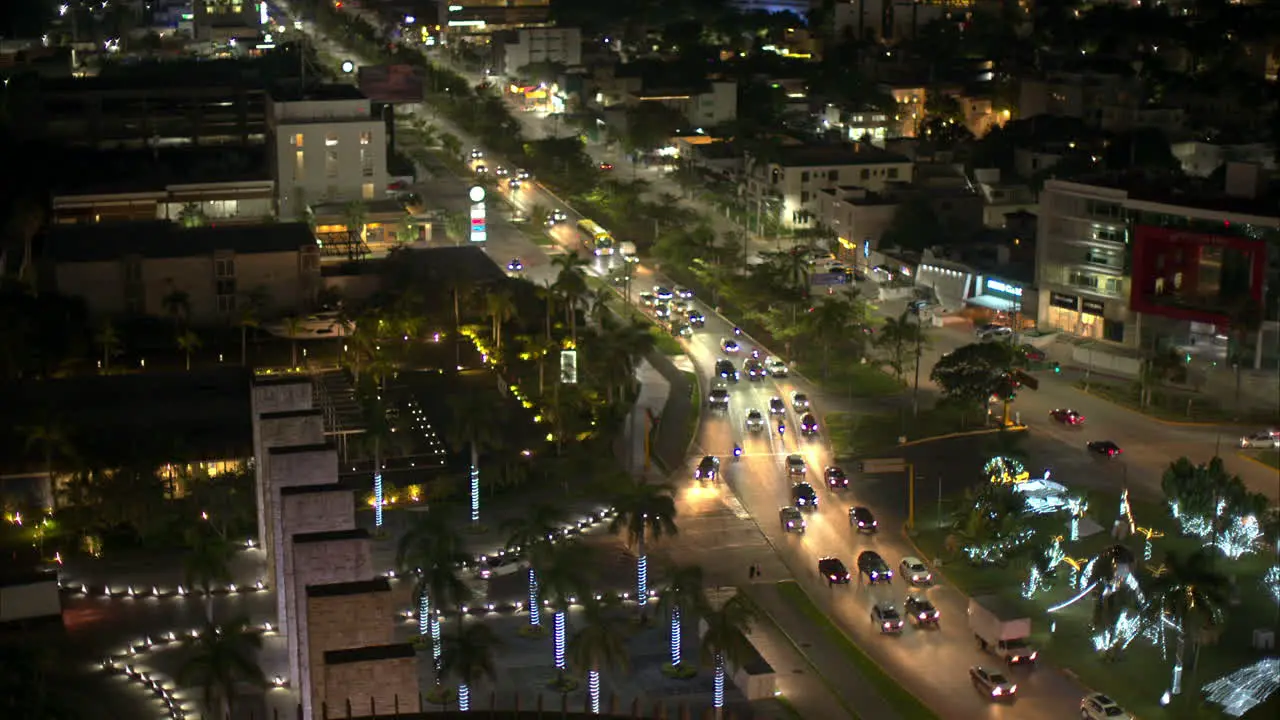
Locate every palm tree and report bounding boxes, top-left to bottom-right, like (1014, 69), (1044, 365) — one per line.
(396, 509), (472, 669)
(802, 294), (864, 380)
(1147, 548), (1229, 696)
(343, 200), (368, 259)
(95, 319), (122, 371)
(534, 539), (594, 685)
(236, 289), (268, 367)
(700, 594), (759, 719)
(568, 595), (631, 714)
(486, 289), (518, 350)
(444, 394), (503, 525)
(182, 523), (234, 623)
(551, 253), (590, 342)
(283, 315), (303, 367)
(178, 202), (208, 228)
(176, 328), (202, 371)
(587, 286), (612, 325)
(523, 334), (558, 396)
(21, 416), (74, 510)
(657, 564), (709, 675)
(608, 477), (679, 608)
(177, 616), (266, 720)
(502, 504), (564, 633)
(440, 622), (502, 712)
(162, 287), (191, 328)
(875, 310), (924, 381)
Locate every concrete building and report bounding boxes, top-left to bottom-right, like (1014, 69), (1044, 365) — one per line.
(819, 104), (895, 146)
(1017, 71), (1167, 132)
(1035, 170), (1280, 370)
(816, 186), (900, 263)
(267, 85), (388, 220)
(496, 27), (582, 76)
(745, 143), (914, 228)
(438, 0), (553, 40)
(630, 81), (738, 127)
(43, 222), (321, 322)
(1172, 141), (1278, 178)
(834, 0), (973, 43)
(193, 0), (260, 41)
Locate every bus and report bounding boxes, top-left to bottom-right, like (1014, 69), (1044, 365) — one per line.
(576, 218), (615, 256)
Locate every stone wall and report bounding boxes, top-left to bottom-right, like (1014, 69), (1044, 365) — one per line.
(305, 580), (395, 719)
(269, 444), (338, 622)
(321, 651), (420, 718)
(251, 379), (315, 548)
(256, 410), (325, 577)
(286, 510), (365, 693)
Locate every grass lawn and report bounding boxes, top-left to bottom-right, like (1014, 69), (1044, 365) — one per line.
(825, 406), (991, 460)
(795, 359), (905, 398)
(683, 371), (700, 455)
(1078, 380), (1280, 426)
(913, 486), (1280, 720)
(775, 581), (938, 720)
(1242, 449), (1279, 470)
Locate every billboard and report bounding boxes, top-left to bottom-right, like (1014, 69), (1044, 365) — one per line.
(1129, 225), (1266, 325)
(356, 64), (424, 102)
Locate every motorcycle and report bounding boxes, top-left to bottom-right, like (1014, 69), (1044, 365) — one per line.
(733, 445), (742, 460)
(778, 423), (786, 436)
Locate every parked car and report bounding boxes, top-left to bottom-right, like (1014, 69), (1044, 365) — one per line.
(1080, 693), (1133, 720)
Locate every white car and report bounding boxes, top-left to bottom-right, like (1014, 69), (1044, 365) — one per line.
(976, 324), (1013, 341)
(766, 357), (788, 377)
(1239, 430), (1279, 449)
(899, 556), (932, 585)
(744, 409), (765, 433)
(1080, 693), (1133, 719)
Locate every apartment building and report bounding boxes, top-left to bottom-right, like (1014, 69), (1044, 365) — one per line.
(193, 0), (260, 41)
(496, 27), (582, 76)
(438, 0), (553, 39)
(834, 0), (974, 43)
(267, 85), (388, 220)
(630, 81), (738, 127)
(43, 222), (321, 323)
(745, 143), (914, 228)
(1035, 167), (1280, 366)
(815, 187), (900, 262)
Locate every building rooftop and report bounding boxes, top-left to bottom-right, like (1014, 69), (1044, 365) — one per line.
(0, 368), (252, 474)
(49, 146), (270, 196)
(306, 578), (392, 598)
(270, 84), (369, 102)
(767, 143), (911, 168)
(324, 643), (416, 666)
(44, 222), (317, 263)
(1046, 172), (1280, 220)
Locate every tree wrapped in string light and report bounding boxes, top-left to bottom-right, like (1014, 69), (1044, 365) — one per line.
(1263, 565), (1280, 606)
(1208, 514), (1262, 559)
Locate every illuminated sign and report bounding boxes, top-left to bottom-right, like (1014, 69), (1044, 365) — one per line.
(470, 202), (486, 242)
(468, 186), (485, 203)
(986, 279), (1023, 297)
(259, 2), (268, 25)
(448, 20), (486, 27)
(863, 239), (870, 258)
(560, 350), (578, 385)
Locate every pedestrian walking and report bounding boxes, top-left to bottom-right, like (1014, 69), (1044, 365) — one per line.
(754, 562), (763, 578)
(748, 564), (756, 579)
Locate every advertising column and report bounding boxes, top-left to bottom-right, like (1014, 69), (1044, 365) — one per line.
(469, 185), (487, 243)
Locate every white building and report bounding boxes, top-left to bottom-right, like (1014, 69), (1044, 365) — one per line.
(745, 143), (914, 228)
(268, 85), (388, 221)
(630, 81), (738, 128)
(499, 27), (582, 76)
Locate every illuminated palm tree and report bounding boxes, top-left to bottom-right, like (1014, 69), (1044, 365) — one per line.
(1146, 548), (1228, 695)
(534, 539), (593, 687)
(444, 393), (503, 525)
(440, 622), (502, 712)
(177, 616), (266, 720)
(486, 288), (518, 350)
(502, 504), (564, 633)
(700, 594), (758, 719)
(568, 595), (631, 714)
(95, 319), (122, 371)
(396, 508), (472, 670)
(176, 329), (202, 371)
(182, 523), (235, 623)
(608, 477), (678, 609)
(551, 253), (590, 342)
(657, 564), (709, 675)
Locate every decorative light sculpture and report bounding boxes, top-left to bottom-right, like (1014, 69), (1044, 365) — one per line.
(1021, 565), (1044, 599)
(1201, 658), (1280, 717)
(1066, 496), (1088, 542)
(1092, 608), (1144, 654)
(528, 568), (541, 627)
(984, 456), (1028, 485)
(430, 614), (442, 669)
(458, 682), (471, 712)
(713, 653), (726, 709)
(587, 669), (600, 714)
(1208, 514), (1261, 559)
(637, 555), (648, 605)
(418, 593), (429, 636)
(1263, 565), (1280, 605)
(1116, 488), (1135, 537)
(469, 464), (480, 523)
(374, 472), (384, 528)
(553, 610), (566, 670)
(670, 605), (682, 667)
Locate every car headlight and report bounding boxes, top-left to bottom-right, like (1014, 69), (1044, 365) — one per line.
(919, 613), (927, 620)
(882, 622), (890, 628)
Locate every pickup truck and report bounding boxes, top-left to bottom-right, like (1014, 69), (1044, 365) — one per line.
(968, 595), (1038, 665)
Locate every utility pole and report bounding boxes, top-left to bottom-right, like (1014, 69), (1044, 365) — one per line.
(911, 307), (924, 418)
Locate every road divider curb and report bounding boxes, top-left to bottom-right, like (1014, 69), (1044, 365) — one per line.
(1236, 450), (1279, 472)
(1071, 386), (1234, 428)
(897, 425), (1025, 448)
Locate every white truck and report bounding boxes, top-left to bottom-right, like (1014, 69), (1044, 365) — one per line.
(968, 595), (1038, 665)
(618, 240), (638, 262)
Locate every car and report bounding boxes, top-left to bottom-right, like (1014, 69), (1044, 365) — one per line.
(899, 556), (933, 585)
(548, 209), (568, 224)
(675, 287), (694, 299)
(791, 482), (818, 510)
(779, 506), (806, 533)
(599, 162), (614, 171)
(1087, 440), (1122, 458)
(904, 594), (939, 625)
(671, 299), (690, 314)
(707, 386), (729, 409)
(470, 147), (484, 159)
(1050, 408), (1085, 425)
(977, 324), (1013, 341)
(818, 557), (850, 585)
(639, 293), (657, 307)
(1080, 693), (1133, 719)
(506, 258), (524, 272)
(857, 551), (893, 584)
(824, 466), (848, 489)
(653, 286), (674, 301)
(906, 298), (931, 312)
(768, 397), (787, 415)
(686, 310), (705, 328)
(654, 304), (671, 319)
(786, 454), (807, 476)
(516, 168), (531, 180)
(720, 338), (741, 354)
(494, 166), (509, 177)
(1019, 344), (1046, 362)
(799, 413), (819, 436)
(744, 409), (765, 433)
(849, 506), (877, 532)
(694, 455), (719, 481)
(871, 603), (904, 633)
(970, 666), (1017, 700)
(508, 178), (522, 190)
(474, 163), (488, 174)
(670, 322), (692, 338)
(715, 359), (740, 382)
(743, 358), (765, 380)
(765, 357), (788, 377)
(790, 392), (810, 412)
(1239, 430), (1280, 449)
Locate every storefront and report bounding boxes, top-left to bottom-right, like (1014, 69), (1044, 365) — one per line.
(964, 276), (1036, 328)
(1043, 291), (1112, 341)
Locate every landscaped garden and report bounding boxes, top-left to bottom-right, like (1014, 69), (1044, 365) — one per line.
(914, 452), (1280, 719)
